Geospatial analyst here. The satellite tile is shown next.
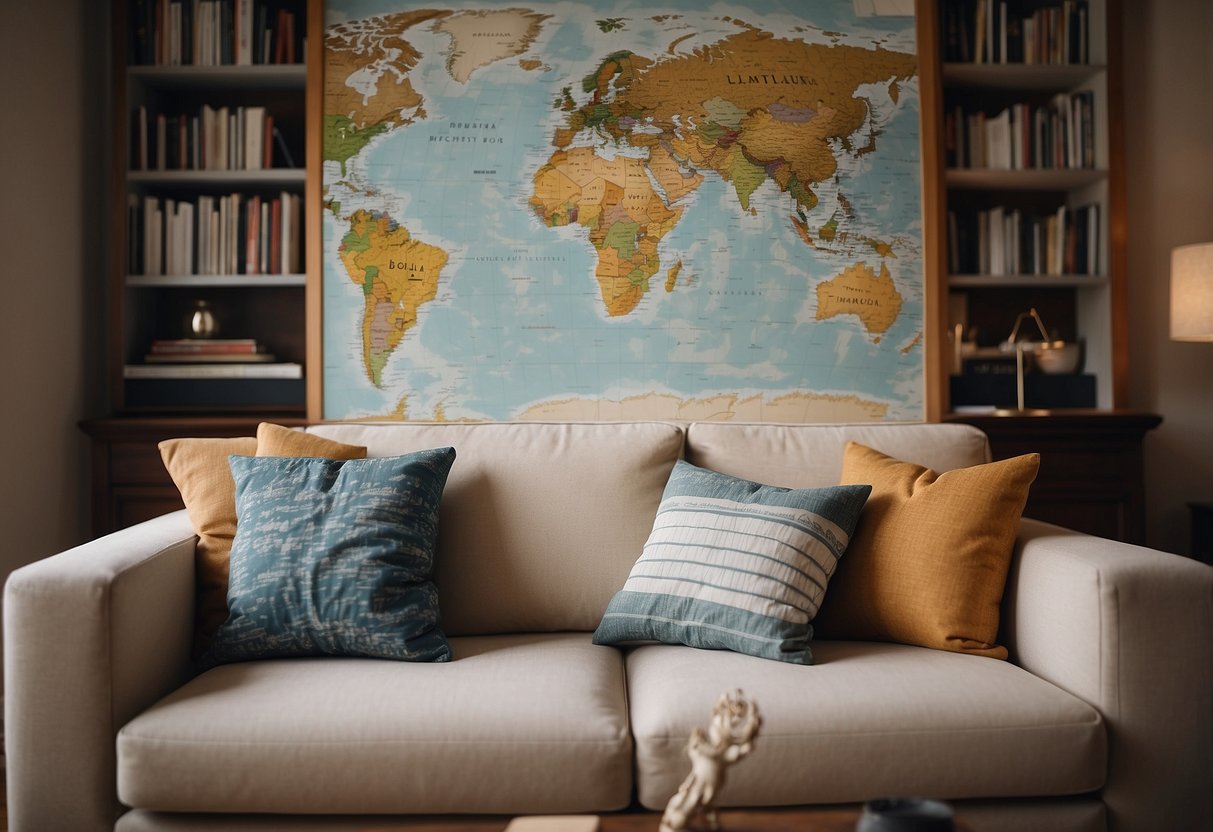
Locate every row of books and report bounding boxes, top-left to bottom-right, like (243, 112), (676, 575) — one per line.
(130, 0), (302, 66)
(128, 191), (303, 277)
(132, 104), (296, 172)
(943, 0), (1089, 65)
(946, 91), (1095, 170)
(947, 203), (1100, 277)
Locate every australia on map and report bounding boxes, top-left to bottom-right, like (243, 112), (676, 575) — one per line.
(321, 1), (924, 422)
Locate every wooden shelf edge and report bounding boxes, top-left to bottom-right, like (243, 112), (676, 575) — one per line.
(126, 274), (307, 287)
(127, 64), (307, 90)
(949, 274), (1108, 288)
(942, 62), (1105, 90)
(946, 168), (1106, 190)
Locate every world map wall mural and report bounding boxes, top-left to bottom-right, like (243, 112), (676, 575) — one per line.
(322, 1), (924, 421)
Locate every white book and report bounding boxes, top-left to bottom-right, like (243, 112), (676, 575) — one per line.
(985, 108), (1012, 171)
(244, 106), (266, 170)
(988, 206), (1005, 275)
(125, 362), (303, 379)
(237, 0), (254, 65)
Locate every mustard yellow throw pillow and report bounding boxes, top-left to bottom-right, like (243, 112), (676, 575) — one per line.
(813, 442), (1039, 659)
(160, 424), (367, 650)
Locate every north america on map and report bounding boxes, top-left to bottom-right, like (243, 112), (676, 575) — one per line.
(322, 2), (924, 421)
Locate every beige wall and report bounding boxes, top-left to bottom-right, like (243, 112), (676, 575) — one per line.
(0, 0), (105, 604)
(1123, 0), (1213, 555)
(0, 0), (1206, 619)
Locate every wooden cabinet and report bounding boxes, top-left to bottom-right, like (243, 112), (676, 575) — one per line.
(87, 3), (313, 535)
(946, 410), (1160, 543)
(80, 417), (305, 536)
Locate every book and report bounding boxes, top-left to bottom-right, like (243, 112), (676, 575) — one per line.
(145, 352), (276, 363)
(124, 362), (303, 379)
(244, 106), (266, 170)
(150, 337), (261, 354)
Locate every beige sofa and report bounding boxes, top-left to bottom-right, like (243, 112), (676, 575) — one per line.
(6, 421), (1211, 832)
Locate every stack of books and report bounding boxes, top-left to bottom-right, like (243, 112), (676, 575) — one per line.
(126, 338), (302, 378)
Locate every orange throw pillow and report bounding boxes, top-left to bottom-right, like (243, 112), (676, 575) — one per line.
(160, 424), (367, 651)
(813, 442), (1039, 659)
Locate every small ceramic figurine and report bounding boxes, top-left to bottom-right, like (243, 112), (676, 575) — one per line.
(659, 690), (762, 832)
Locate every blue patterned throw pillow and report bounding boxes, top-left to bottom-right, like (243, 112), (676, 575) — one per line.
(200, 448), (456, 669)
(593, 460), (871, 664)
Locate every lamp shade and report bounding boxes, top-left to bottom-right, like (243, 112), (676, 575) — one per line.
(1171, 242), (1213, 342)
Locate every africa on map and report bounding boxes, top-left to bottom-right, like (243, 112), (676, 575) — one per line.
(322, 1), (924, 421)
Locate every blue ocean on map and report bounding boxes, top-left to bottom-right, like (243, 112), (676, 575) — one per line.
(323, 0), (924, 421)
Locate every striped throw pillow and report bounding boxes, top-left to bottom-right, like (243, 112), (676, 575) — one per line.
(593, 460), (871, 664)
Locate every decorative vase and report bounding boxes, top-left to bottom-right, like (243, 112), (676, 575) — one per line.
(187, 300), (218, 339)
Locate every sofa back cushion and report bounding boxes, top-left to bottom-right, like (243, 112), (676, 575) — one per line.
(305, 421), (684, 636)
(684, 422), (991, 488)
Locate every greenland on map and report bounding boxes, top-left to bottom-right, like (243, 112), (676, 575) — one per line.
(322, 0), (924, 422)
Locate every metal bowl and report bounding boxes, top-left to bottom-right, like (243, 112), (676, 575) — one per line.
(1034, 340), (1082, 374)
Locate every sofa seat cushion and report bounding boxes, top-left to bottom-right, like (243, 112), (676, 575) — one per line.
(626, 641), (1106, 810)
(117, 634), (632, 815)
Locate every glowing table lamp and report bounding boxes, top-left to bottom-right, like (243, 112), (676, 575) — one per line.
(1171, 243), (1213, 342)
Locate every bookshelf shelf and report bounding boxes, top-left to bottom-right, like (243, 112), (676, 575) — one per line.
(942, 62), (1104, 90)
(945, 168), (1105, 190)
(126, 274), (307, 288)
(948, 274), (1108, 289)
(127, 64), (306, 90)
(127, 169), (306, 186)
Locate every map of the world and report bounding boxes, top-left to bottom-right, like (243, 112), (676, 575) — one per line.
(322, 0), (923, 421)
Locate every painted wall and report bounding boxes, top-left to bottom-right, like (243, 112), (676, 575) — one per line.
(0, 0), (1206, 630)
(0, 0), (107, 637)
(1123, 0), (1213, 555)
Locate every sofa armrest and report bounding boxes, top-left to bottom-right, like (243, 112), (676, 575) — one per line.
(1002, 518), (1213, 832)
(4, 511), (197, 832)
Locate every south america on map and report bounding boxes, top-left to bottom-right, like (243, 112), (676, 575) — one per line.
(322, 1), (924, 421)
